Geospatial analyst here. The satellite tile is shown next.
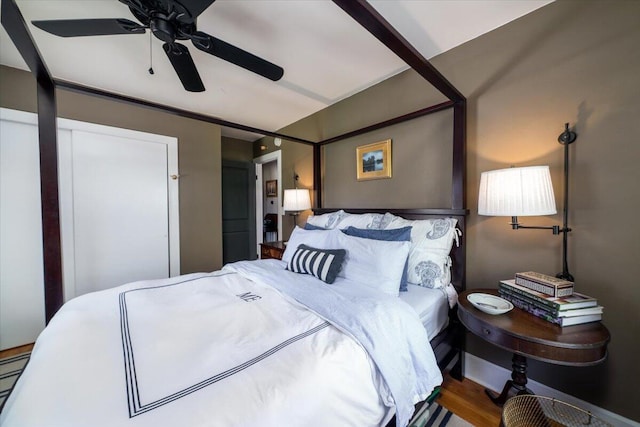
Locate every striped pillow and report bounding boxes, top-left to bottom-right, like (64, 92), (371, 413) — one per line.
(286, 244), (346, 284)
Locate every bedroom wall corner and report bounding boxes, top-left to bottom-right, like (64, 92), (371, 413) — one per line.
(222, 136), (254, 162)
(438, 0), (640, 421)
(0, 65), (223, 275)
(254, 136), (314, 241)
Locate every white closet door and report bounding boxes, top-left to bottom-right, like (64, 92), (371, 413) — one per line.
(1, 108), (179, 349)
(0, 117), (45, 349)
(67, 130), (170, 296)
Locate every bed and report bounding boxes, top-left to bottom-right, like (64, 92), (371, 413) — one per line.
(2, 1), (468, 426)
(309, 209), (467, 384)
(0, 209), (465, 427)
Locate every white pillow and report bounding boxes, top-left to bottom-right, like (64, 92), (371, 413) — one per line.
(282, 226), (340, 263)
(383, 213), (460, 289)
(306, 210), (387, 230)
(336, 231), (410, 297)
(335, 212), (385, 230)
(305, 210), (348, 229)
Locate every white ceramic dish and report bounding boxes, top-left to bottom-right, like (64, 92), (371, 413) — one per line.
(467, 293), (514, 315)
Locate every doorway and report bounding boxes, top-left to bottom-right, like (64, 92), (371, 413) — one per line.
(221, 160), (257, 264)
(254, 150), (282, 253)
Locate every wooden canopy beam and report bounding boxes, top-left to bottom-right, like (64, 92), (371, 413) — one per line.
(319, 101), (454, 146)
(331, 0), (466, 103)
(321, 0), (467, 210)
(55, 79), (317, 146)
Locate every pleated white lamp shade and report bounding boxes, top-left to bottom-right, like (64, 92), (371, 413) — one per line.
(478, 166), (557, 216)
(283, 189), (311, 212)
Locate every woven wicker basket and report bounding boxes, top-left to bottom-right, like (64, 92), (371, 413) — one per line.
(501, 395), (612, 427)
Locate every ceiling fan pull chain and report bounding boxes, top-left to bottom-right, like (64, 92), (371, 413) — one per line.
(148, 30), (154, 75)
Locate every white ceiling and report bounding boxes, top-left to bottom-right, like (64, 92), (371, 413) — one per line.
(0, 0), (553, 141)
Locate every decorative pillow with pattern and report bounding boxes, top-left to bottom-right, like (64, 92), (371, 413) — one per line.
(306, 211), (387, 230)
(334, 213), (385, 230)
(286, 244), (346, 284)
(382, 213), (460, 289)
(305, 210), (349, 229)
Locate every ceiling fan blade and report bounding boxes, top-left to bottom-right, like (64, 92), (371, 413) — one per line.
(163, 43), (205, 92)
(191, 32), (283, 81)
(32, 19), (146, 37)
(179, 0), (217, 19)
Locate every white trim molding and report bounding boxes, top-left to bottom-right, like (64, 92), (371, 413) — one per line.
(253, 150), (282, 249)
(464, 353), (639, 427)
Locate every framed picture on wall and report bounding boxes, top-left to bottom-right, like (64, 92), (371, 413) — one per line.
(265, 179), (278, 197)
(356, 139), (392, 181)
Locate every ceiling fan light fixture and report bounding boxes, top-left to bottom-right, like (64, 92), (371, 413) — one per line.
(150, 17), (175, 43)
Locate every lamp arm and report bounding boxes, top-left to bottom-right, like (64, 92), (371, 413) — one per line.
(510, 217), (562, 234)
(513, 123), (576, 282)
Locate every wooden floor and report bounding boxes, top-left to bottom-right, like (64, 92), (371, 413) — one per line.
(437, 372), (503, 427)
(0, 343), (34, 359)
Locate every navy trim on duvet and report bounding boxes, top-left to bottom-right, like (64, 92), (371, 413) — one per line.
(119, 275), (329, 417)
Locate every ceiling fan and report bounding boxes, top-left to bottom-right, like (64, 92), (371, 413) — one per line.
(31, 0), (284, 92)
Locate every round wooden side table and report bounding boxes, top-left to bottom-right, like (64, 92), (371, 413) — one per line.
(458, 289), (610, 405)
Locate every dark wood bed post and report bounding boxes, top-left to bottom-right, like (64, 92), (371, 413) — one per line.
(2, 0), (64, 323)
(450, 100), (467, 380)
(452, 102), (467, 211)
(328, 0), (468, 381)
(313, 143), (322, 209)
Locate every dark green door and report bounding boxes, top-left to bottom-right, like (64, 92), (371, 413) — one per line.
(222, 160), (257, 264)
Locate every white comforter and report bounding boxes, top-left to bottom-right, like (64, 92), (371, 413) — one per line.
(1, 260), (442, 427)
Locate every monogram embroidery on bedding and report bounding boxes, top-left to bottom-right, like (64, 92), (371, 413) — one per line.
(237, 292), (262, 302)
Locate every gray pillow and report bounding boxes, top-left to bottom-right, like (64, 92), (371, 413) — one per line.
(286, 244), (346, 284)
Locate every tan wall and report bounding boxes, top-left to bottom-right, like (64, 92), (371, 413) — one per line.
(0, 65), (37, 111)
(221, 136), (253, 162)
(267, 0), (640, 420)
(322, 111), (452, 209)
(0, 65), (222, 274)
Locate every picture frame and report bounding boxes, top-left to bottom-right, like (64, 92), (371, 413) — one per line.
(265, 179), (277, 197)
(356, 139), (392, 181)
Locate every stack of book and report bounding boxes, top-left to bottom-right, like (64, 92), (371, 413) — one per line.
(498, 272), (603, 327)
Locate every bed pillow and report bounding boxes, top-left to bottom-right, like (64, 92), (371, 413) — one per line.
(342, 226), (412, 292)
(286, 244), (346, 284)
(282, 226), (340, 263)
(336, 231), (410, 297)
(342, 225), (411, 241)
(303, 223), (326, 231)
(382, 213), (460, 289)
(306, 210), (386, 230)
(335, 212), (386, 230)
(305, 210), (348, 229)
